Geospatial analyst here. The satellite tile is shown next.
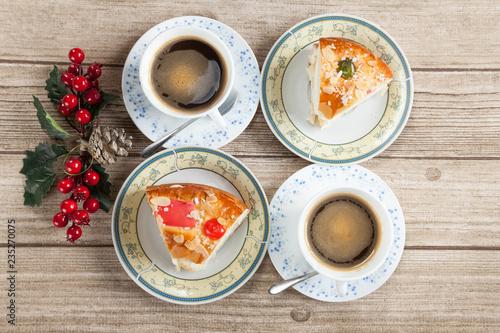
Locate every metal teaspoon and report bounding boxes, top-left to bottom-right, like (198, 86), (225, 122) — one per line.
(268, 271), (319, 295)
(140, 90), (239, 158)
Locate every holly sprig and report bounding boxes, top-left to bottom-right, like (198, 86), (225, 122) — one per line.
(20, 48), (121, 243)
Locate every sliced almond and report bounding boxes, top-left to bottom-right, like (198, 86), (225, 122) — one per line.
(173, 234), (184, 243)
(189, 210), (201, 220)
(150, 197), (171, 207)
(321, 47), (335, 62)
(170, 245), (190, 259)
(322, 84), (334, 95)
(329, 76), (339, 85)
(318, 102), (334, 119)
(355, 80), (368, 90)
(355, 89), (367, 100)
(204, 190), (215, 196)
(194, 244), (209, 258)
(217, 217), (229, 226)
(367, 60), (378, 67)
(346, 80), (355, 92)
(185, 240), (195, 251)
(324, 71), (333, 79)
(169, 185), (183, 188)
(191, 237), (200, 248)
(206, 195), (218, 204)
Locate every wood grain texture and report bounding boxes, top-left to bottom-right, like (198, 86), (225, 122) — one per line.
(2, 154), (499, 247)
(2, 247), (499, 332)
(0, 0), (499, 69)
(1, 64), (499, 158)
(1, 0), (499, 330)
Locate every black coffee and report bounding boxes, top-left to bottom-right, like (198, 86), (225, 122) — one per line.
(306, 193), (380, 271)
(151, 37), (226, 113)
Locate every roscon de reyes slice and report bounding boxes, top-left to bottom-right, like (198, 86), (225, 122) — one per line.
(145, 183), (249, 271)
(307, 37), (393, 129)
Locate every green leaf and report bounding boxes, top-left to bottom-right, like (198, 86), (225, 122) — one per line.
(20, 142), (68, 175)
(33, 95), (71, 141)
(45, 66), (68, 106)
(88, 163), (113, 212)
(23, 167), (57, 207)
(89, 91), (120, 121)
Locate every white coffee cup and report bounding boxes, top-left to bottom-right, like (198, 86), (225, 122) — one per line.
(139, 26), (234, 128)
(297, 186), (393, 297)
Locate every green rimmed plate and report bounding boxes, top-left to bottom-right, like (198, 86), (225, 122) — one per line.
(260, 14), (413, 165)
(111, 147), (269, 304)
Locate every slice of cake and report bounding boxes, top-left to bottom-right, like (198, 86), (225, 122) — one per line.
(307, 37), (393, 129)
(145, 183), (249, 271)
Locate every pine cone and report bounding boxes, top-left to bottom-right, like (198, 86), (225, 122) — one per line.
(80, 126), (133, 164)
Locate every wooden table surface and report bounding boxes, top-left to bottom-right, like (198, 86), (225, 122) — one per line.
(1, 0), (499, 331)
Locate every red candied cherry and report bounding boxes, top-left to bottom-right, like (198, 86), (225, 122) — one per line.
(68, 48), (85, 64)
(60, 199), (78, 215)
(83, 198), (99, 213)
(84, 88), (101, 105)
(83, 170), (99, 186)
(57, 104), (72, 117)
(68, 63), (81, 76)
(61, 73), (75, 87)
(65, 158), (82, 174)
(73, 185), (90, 202)
(75, 109), (91, 124)
(58, 179), (74, 194)
(53, 213), (69, 228)
(62, 94), (78, 109)
(203, 218), (226, 240)
(71, 210), (90, 226)
(67, 225), (82, 243)
(87, 64), (102, 79)
(72, 76), (89, 92)
(88, 79), (99, 89)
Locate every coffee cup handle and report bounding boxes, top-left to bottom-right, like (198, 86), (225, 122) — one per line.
(336, 281), (347, 297)
(208, 109), (226, 129)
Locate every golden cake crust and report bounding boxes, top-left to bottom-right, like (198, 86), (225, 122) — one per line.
(145, 183), (249, 270)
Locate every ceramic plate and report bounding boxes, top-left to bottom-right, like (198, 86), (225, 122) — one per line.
(112, 147), (269, 304)
(260, 14), (413, 165)
(122, 16), (260, 148)
(268, 164), (405, 302)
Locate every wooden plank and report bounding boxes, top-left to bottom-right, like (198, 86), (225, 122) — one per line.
(2, 154), (499, 247)
(0, 64), (499, 158)
(0, 1), (499, 69)
(4, 247), (499, 332)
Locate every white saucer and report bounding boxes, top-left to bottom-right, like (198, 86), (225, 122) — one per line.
(268, 164), (405, 302)
(122, 16), (260, 148)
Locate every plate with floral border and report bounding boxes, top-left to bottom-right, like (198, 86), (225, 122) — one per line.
(111, 147), (269, 304)
(122, 16), (260, 149)
(260, 14), (413, 165)
(268, 164), (405, 301)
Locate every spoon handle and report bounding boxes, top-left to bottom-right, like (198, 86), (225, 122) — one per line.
(140, 118), (197, 158)
(268, 271), (318, 295)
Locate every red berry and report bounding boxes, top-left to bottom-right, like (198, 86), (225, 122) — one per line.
(60, 199), (77, 215)
(75, 109), (91, 124)
(83, 170), (99, 186)
(68, 63), (81, 76)
(64, 175), (76, 187)
(67, 225), (82, 243)
(57, 104), (72, 117)
(69, 48), (85, 64)
(85, 88), (101, 105)
(83, 198), (100, 213)
(53, 213), (69, 228)
(87, 64), (102, 79)
(62, 94), (78, 109)
(88, 79), (99, 89)
(61, 73), (75, 87)
(65, 158), (82, 174)
(71, 210), (90, 226)
(58, 179), (74, 194)
(73, 185), (90, 202)
(72, 76), (89, 92)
